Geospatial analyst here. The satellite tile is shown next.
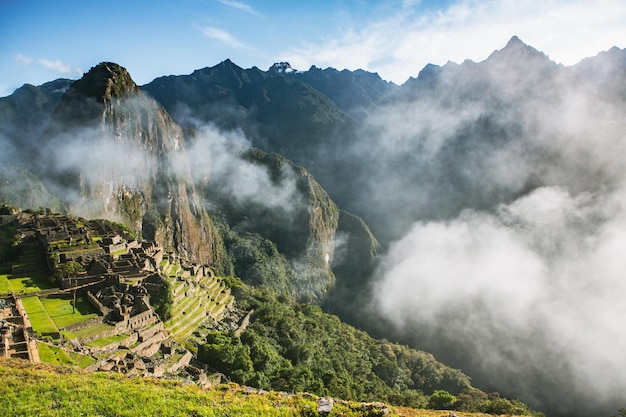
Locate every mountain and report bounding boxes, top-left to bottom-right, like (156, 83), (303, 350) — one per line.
(0, 60), (505, 413)
(142, 60), (354, 169)
(0, 61), (377, 303)
(32, 62), (226, 268)
(0, 78), (72, 142)
(3, 37), (626, 417)
(572, 45), (626, 102)
(133, 37), (626, 417)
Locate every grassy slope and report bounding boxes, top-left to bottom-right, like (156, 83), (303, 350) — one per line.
(0, 359), (511, 417)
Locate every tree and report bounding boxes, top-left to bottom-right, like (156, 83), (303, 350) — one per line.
(57, 260), (83, 278)
(427, 390), (457, 410)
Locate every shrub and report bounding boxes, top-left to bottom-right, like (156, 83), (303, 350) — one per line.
(427, 390), (457, 410)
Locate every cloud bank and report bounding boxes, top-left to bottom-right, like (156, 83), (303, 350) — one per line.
(285, 0), (626, 83)
(361, 47), (626, 416)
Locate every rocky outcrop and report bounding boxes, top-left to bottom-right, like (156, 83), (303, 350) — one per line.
(45, 63), (227, 269)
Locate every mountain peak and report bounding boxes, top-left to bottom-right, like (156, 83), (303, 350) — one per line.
(70, 62), (137, 102)
(487, 36), (551, 64)
(269, 62), (296, 74)
(505, 35), (524, 48)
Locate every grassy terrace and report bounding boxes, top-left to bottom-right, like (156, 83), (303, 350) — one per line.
(20, 296), (59, 337)
(0, 269), (55, 295)
(21, 295), (100, 340)
(67, 323), (115, 340)
(83, 334), (128, 348)
(40, 295), (99, 328)
(0, 359), (510, 417)
(163, 268), (232, 341)
(37, 343), (96, 368)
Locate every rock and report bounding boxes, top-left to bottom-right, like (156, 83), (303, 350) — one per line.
(317, 397), (333, 413)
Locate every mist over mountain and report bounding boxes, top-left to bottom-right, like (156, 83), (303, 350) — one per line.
(0, 61), (374, 303)
(2, 36), (626, 417)
(141, 37), (626, 417)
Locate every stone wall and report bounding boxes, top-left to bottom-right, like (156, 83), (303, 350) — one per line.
(127, 309), (156, 331)
(87, 291), (110, 316)
(65, 316), (103, 333)
(167, 350), (193, 373)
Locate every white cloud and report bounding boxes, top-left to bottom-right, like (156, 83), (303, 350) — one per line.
(201, 26), (248, 49)
(13, 53), (34, 65)
(218, 0), (261, 16)
(373, 185), (626, 410)
(285, 0), (626, 83)
(38, 58), (73, 74)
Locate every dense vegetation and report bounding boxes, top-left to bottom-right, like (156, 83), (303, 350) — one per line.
(145, 273), (174, 321)
(195, 284), (542, 415)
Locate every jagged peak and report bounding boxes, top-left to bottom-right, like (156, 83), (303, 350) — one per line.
(69, 62), (137, 102)
(486, 36), (552, 64)
(269, 62), (296, 74)
(505, 35), (525, 48)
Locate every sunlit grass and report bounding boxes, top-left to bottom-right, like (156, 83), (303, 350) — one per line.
(84, 334), (127, 348)
(0, 273), (10, 294)
(40, 295), (98, 328)
(37, 342), (95, 368)
(68, 322), (115, 340)
(20, 296), (59, 337)
(0, 359), (512, 417)
(0, 270), (55, 294)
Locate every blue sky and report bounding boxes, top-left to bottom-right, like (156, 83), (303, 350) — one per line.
(1, 0), (625, 96)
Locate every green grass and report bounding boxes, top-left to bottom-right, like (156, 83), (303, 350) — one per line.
(84, 334), (128, 348)
(110, 248), (128, 256)
(0, 270), (55, 294)
(0, 273), (9, 294)
(68, 323), (115, 340)
(0, 359), (439, 417)
(40, 295), (98, 328)
(37, 343), (96, 368)
(20, 296), (59, 337)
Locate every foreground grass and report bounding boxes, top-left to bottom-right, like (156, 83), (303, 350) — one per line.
(0, 359), (520, 417)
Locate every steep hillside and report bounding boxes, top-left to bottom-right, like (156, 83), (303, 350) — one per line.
(15, 63), (227, 269)
(0, 62), (379, 305)
(0, 209), (540, 416)
(142, 60), (356, 170)
(0, 78), (72, 149)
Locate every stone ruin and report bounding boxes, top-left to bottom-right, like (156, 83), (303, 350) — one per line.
(88, 283), (154, 328)
(3, 212), (218, 383)
(0, 296), (39, 363)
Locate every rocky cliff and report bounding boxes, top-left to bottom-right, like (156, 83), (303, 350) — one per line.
(38, 63), (227, 268)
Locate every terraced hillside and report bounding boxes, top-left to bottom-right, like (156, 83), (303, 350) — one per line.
(0, 212), (225, 381)
(161, 259), (233, 341)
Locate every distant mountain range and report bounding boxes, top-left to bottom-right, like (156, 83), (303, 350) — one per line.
(2, 36), (625, 417)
